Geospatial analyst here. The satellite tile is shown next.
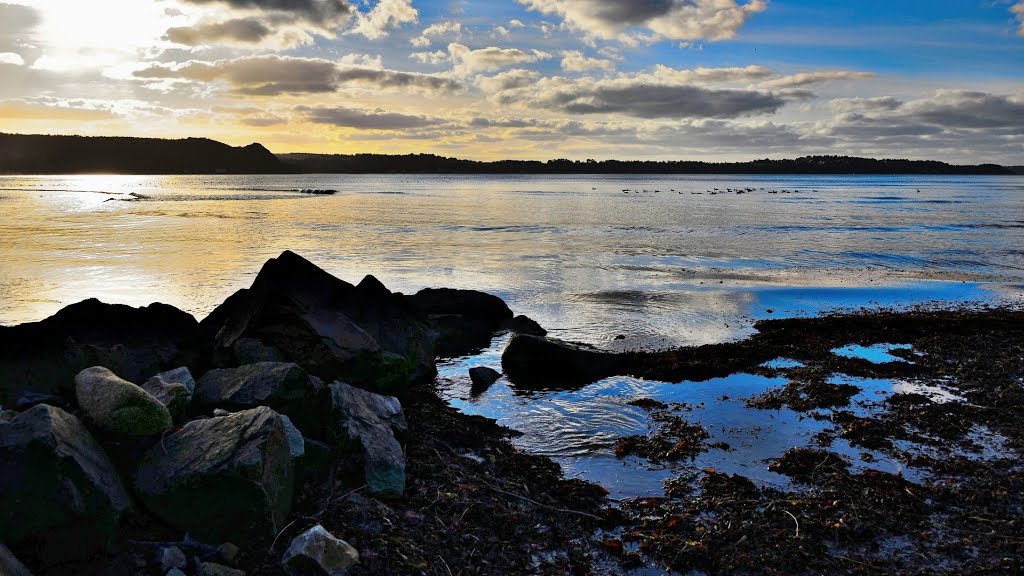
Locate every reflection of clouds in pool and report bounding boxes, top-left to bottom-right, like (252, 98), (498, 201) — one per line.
(832, 343), (913, 364)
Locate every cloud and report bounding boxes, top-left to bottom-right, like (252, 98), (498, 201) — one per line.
(296, 105), (441, 129)
(516, 0), (766, 43)
(1013, 2), (1024, 36)
(638, 64), (773, 84)
(495, 75), (787, 119)
(134, 54), (460, 95)
(508, 19), (525, 28)
(0, 2), (42, 64)
(164, 18), (275, 46)
(0, 52), (24, 66)
(561, 50), (615, 73)
(447, 43), (552, 75)
(475, 68), (540, 92)
(178, 0), (354, 33)
(410, 50), (448, 65)
(0, 96), (119, 121)
(410, 20), (462, 47)
(827, 96), (901, 114)
(348, 0), (418, 39)
(759, 70), (875, 89)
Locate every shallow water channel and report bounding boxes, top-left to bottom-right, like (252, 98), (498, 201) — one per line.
(436, 334), (1008, 500)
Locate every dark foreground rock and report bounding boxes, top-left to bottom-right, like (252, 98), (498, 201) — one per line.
(75, 366), (173, 437)
(200, 250), (434, 390)
(281, 524), (359, 576)
(408, 288), (546, 357)
(329, 382), (407, 498)
(141, 367), (196, 421)
(468, 366), (501, 394)
(0, 543), (33, 576)
(195, 362), (327, 437)
(0, 298), (204, 407)
(501, 333), (624, 388)
(134, 406), (294, 543)
(0, 404), (132, 565)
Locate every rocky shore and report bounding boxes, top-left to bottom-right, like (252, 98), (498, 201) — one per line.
(2, 250), (1022, 575)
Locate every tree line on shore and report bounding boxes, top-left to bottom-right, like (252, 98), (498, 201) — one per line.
(0, 132), (1016, 175)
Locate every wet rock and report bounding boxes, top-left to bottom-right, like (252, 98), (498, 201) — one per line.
(329, 382), (407, 498)
(501, 334), (623, 388)
(159, 546), (187, 573)
(0, 405), (132, 565)
(0, 542), (34, 576)
(199, 251), (434, 388)
(0, 409), (15, 422)
(167, 569), (187, 576)
(469, 366), (501, 394)
(408, 288), (516, 357)
(218, 542), (241, 565)
(233, 337), (286, 364)
(134, 406), (294, 542)
(503, 315), (547, 336)
(0, 298), (203, 407)
(75, 366), (173, 437)
(142, 367), (195, 421)
(281, 524), (359, 576)
(199, 562), (246, 576)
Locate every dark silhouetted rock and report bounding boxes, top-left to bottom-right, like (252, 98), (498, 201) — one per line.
(329, 382), (406, 498)
(0, 298), (203, 407)
(0, 405), (132, 565)
(75, 366), (173, 437)
(501, 334), (624, 388)
(195, 362), (327, 438)
(14, 391), (69, 411)
(281, 524), (359, 576)
(0, 543), (33, 576)
(199, 563), (247, 576)
(469, 366), (501, 394)
(142, 367), (195, 421)
(502, 315), (547, 336)
(232, 338), (286, 364)
(199, 251), (434, 390)
(134, 407), (294, 543)
(408, 288), (515, 358)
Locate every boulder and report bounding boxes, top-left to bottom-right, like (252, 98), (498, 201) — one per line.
(501, 334), (624, 389)
(142, 367), (195, 421)
(0, 298), (203, 407)
(233, 337), (286, 364)
(408, 288), (513, 357)
(0, 542), (34, 576)
(159, 546), (187, 573)
(280, 414), (306, 459)
(503, 315), (547, 337)
(468, 366), (501, 394)
(0, 405), (132, 564)
(14, 391), (70, 412)
(134, 407), (294, 542)
(329, 382), (406, 498)
(199, 563), (246, 576)
(199, 251), (434, 388)
(195, 362), (327, 437)
(75, 366), (173, 437)
(281, 524), (359, 576)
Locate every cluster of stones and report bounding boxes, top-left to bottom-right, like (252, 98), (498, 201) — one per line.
(0, 250), (545, 576)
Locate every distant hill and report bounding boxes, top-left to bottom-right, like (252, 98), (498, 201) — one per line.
(0, 133), (289, 174)
(0, 133), (1015, 175)
(1010, 166), (1024, 175)
(280, 153), (1015, 176)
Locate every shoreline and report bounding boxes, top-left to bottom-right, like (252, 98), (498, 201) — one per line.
(1, 252), (1022, 575)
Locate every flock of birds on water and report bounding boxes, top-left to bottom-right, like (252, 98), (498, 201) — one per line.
(618, 187), (820, 195)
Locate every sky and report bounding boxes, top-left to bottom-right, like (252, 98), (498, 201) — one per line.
(0, 0), (1022, 163)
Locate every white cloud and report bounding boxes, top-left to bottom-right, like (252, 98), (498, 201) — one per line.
(517, 0), (766, 43)
(348, 0), (418, 39)
(447, 43), (552, 75)
(409, 20), (462, 47)
(508, 19), (525, 28)
(1012, 2), (1024, 36)
(759, 70), (875, 89)
(475, 68), (540, 92)
(0, 52), (25, 66)
(561, 50), (614, 73)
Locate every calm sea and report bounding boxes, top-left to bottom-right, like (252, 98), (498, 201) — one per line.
(1, 174), (1022, 346)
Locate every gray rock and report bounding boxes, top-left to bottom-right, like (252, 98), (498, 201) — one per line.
(501, 334), (623, 389)
(143, 367), (195, 421)
(0, 405), (132, 565)
(195, 363), (326, 437)
(468, 366), (501, 394)
(281, 414), (305, 459)
(134, 407), (294, 542)
(0, 409), (15, 423)
(0, 543), (34, 576)
(281, 524), (359, 576)
(159, 546), (187, 572)
(199, 562), (246, 576)
(233, 338), (285, 364)
(75, 366), (173, 437)
(166, 569), (187, 576)
(329, 382), (406, 498)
